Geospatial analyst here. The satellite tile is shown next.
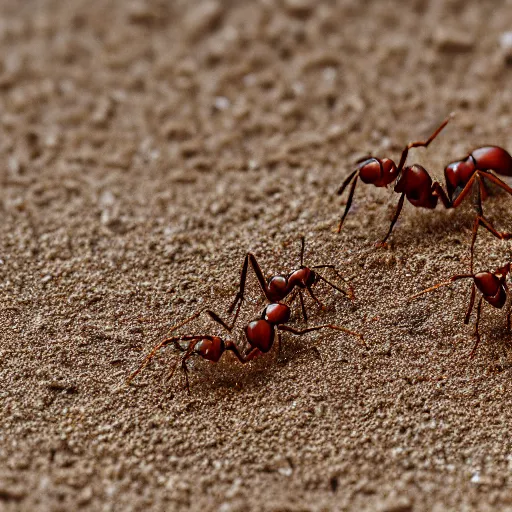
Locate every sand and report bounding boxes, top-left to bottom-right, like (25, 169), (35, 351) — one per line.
(2, 1), (512, 510)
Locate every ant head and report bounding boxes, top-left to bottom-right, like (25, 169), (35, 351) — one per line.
(288, 267), (315, 289)
(194, 337), (224, 362)
(474, 271), (502, 297)
(358, 158), (397, 187)
(474, 270), (508, 309)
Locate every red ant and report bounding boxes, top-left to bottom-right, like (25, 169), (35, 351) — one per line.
(126, 302), (364, 394)
(338, 114), (512, 268)
(228, 237), (353, 325)
(410, 262), (512, 357)
(444, 146), (512, 269)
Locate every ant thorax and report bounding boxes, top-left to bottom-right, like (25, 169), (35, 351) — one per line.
(245, 319), (274, 352)
(267, 275), (288, 300)
(263, 303), (291, 325)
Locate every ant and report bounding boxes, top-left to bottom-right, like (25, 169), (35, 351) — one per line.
(410, 262), (512, 357)
(444, 146), (512, 269)
(338, 114), (512, 268)
(337, 115), (453, 241)
(127, 302), (364, 394)
(228, 237), (353, 325)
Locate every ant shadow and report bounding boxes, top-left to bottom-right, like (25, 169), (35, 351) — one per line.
(130, 324), (359, 398)
(383, 198), (510, 252)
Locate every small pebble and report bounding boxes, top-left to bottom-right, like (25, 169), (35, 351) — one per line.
(500, 31), (512, 64)
(214, 96), (231, 110)
(283, 0), (314, 17)
(379, 496), (413, 512)
(184, 1), (223, 41)
(433, 28), (475, 53)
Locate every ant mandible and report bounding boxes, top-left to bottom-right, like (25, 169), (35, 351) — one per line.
(410, 262), (511, 357)
(228, 237), (353, 325)
(127, 301), (364, 394)
(338, 115), (512, 268)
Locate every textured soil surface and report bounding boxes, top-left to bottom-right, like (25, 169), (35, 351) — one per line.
(2, 1), (512, 511)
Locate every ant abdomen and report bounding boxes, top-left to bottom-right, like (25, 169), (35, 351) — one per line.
(245, 320), (274, 352)
(471, 146), (512, 177)
(359, 158), (397, 187)
(394, 165), (437, 208)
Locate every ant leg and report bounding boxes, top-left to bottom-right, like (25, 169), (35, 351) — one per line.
(225, 342), (261, 363)
(484, 171), (512, 195)
(126, 310), (203, 384)
(165, 357), (181, 384)
(278, 323), (365, 346)
(431, 182), (452, 209)
(315, 273), (351, 298)
(379, 192), (406, 245)
(409, 274), (473, 300)
(469, 296), (484, 359)
(312, 265), (354, 299)
(337, 171), (360, 232)
(464, 284), (477, 325)
(206, 309), (239, 333)
(171, 340), (202, 394)
(396, 115), (453, 173)
(228, 254), (249, 315)
(299, 236), (305, 267)
(229, 253), (273, 315)
(470, 176), (484, 273)
(126, 338), (174, 384)
(468, 174), (512, 271)
(127, 335), (203, 385)
(452, 172), (512, 227)
(337, 169), (358, 196)
(163, 310), (202, 337)
(298, 290), (308, 323)
(283, 289), (307, 323)
(307, 286), (326, 310)
(449, 174), (487, 272)
(181, 357), (192, 394)
(504, 281), (512, 331)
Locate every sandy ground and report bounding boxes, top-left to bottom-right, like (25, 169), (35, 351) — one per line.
(2, 1), (512, 510)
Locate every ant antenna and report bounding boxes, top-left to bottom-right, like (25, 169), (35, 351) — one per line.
(299, 236), (305, 267)
(126, 310), (202, 385)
